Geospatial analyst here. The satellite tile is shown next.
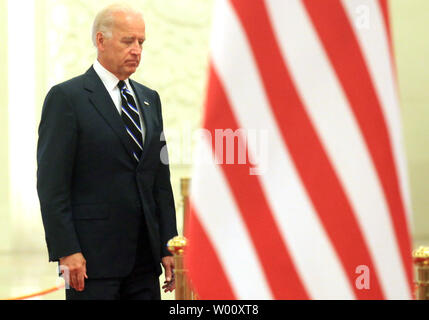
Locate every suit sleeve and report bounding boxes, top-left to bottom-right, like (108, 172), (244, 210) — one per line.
(153, 91), (178, 257)
(37, 85), (81, 262)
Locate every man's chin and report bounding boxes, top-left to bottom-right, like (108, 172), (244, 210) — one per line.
(123, 66), (138, 78)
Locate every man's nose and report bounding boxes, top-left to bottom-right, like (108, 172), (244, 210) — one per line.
(130, 42), (142, 55)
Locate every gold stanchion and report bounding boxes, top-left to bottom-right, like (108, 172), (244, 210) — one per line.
(168, 236), (196, 300)
(413, 246), (429, 300)
(167, 178), (196, 300)
(181, 178), (191, 236)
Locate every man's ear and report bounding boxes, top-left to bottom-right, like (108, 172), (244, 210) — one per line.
(96, 32), (105, 51)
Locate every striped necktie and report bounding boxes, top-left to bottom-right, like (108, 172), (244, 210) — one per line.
(118, 80), (143, 162)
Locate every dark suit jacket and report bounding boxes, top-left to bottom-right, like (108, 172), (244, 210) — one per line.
(37, 66), (178, 279)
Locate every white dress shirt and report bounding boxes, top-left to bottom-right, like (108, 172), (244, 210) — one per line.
(93, 59), (146, 145)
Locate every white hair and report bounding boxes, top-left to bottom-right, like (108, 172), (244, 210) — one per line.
(92, 3), (144, 47)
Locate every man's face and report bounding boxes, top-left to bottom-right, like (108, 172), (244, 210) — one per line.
(98, 12), (146, 80)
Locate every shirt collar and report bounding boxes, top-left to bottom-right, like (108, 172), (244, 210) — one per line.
(93, 59), (131, 92)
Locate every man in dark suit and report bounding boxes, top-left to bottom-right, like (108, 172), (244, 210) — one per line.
(36, 4), (178, 300)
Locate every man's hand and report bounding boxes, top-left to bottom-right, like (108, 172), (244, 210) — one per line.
(59, 252), (88, 292)
(161, 256), (175, 293)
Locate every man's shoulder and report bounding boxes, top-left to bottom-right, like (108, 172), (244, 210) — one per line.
(43, 73), (86, 104)
(50, 66), (99, 94)
(54, 72), (87, 92)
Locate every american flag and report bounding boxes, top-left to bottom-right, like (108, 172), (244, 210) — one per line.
(185, 0), (413, 299)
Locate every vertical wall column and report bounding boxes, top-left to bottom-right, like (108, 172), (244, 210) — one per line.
(0, 0), (10, 252)
(8, 0), (45, 251)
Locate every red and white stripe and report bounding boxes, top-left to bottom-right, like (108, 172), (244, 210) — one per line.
(185, 0), (413, 300)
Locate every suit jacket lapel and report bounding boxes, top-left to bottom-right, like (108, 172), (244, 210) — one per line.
(84, 67), (136, 161)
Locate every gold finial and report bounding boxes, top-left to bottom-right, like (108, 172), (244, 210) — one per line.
(413, 246), (429, 264)
(167, 236), (188, 255)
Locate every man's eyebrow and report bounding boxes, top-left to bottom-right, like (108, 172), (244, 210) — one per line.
(121, 36), (146, 41)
